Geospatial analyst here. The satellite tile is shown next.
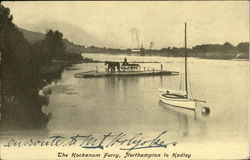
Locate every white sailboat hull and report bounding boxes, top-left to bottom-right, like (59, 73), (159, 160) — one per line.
(159, 23), (201, 111)
(159, 94), (196, 110)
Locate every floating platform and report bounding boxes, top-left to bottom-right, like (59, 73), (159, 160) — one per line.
(74, 70), (179, 78)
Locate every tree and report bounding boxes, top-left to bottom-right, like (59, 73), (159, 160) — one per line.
(222, 42), (235, 52)
(43, 30), (66, 60)
(0, 4), (51, 129)
(0, 4), (39, 98)
(237, 42), (249, 54)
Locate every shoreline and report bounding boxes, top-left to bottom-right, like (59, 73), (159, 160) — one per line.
(40, 51), (249, 75)
(82, 53), (249, 61)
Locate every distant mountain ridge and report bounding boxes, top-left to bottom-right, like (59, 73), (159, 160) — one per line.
(18, 27), (45, 43)
(18, 27), (85, 54)
(18, 27), (249, 59)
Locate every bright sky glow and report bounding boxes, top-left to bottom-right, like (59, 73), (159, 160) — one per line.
(3, 1), (249, 49)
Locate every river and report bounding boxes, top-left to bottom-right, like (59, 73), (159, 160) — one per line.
(1, 53), (249, 159)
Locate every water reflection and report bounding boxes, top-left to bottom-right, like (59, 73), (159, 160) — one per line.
(0, 69), (63, 131)
(159, 101), (207, 137)
(104, 76), (140, 96)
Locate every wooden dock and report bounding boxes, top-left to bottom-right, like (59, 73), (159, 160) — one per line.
(74, 70), (179, 78)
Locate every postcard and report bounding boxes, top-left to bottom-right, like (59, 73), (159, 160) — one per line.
(0, 1), (249, 160)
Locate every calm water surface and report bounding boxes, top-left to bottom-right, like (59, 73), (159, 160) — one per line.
(2, 53), (249, 159)
(47, 54), (249, 134)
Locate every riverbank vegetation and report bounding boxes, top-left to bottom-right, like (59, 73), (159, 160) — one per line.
(82, 42), (249, 59)
(0, 4), (86, 129)
(152, 42), (249, 59)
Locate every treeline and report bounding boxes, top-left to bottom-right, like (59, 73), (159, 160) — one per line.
(82, 42), (249, 59)
(191, 42), (249, 59)
(0, 4), (68, 129)
(1, 4), (67, 97)
(147, 42), (248, 59)
(142, 42), (249, 59)
(33, 30), (67, 64)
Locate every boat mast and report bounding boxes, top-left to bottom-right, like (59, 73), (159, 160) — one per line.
(184, 23), (188, 98)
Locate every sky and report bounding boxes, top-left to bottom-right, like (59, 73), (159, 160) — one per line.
(3, 1), (249, 49)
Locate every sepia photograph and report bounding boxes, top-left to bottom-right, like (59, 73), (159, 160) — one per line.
(0, 1), (249, 160)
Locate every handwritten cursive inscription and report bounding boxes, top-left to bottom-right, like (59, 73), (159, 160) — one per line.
(3, 131), (177, 153)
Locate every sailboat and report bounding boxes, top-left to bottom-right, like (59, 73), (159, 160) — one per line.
(159, 23), (206, 110)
